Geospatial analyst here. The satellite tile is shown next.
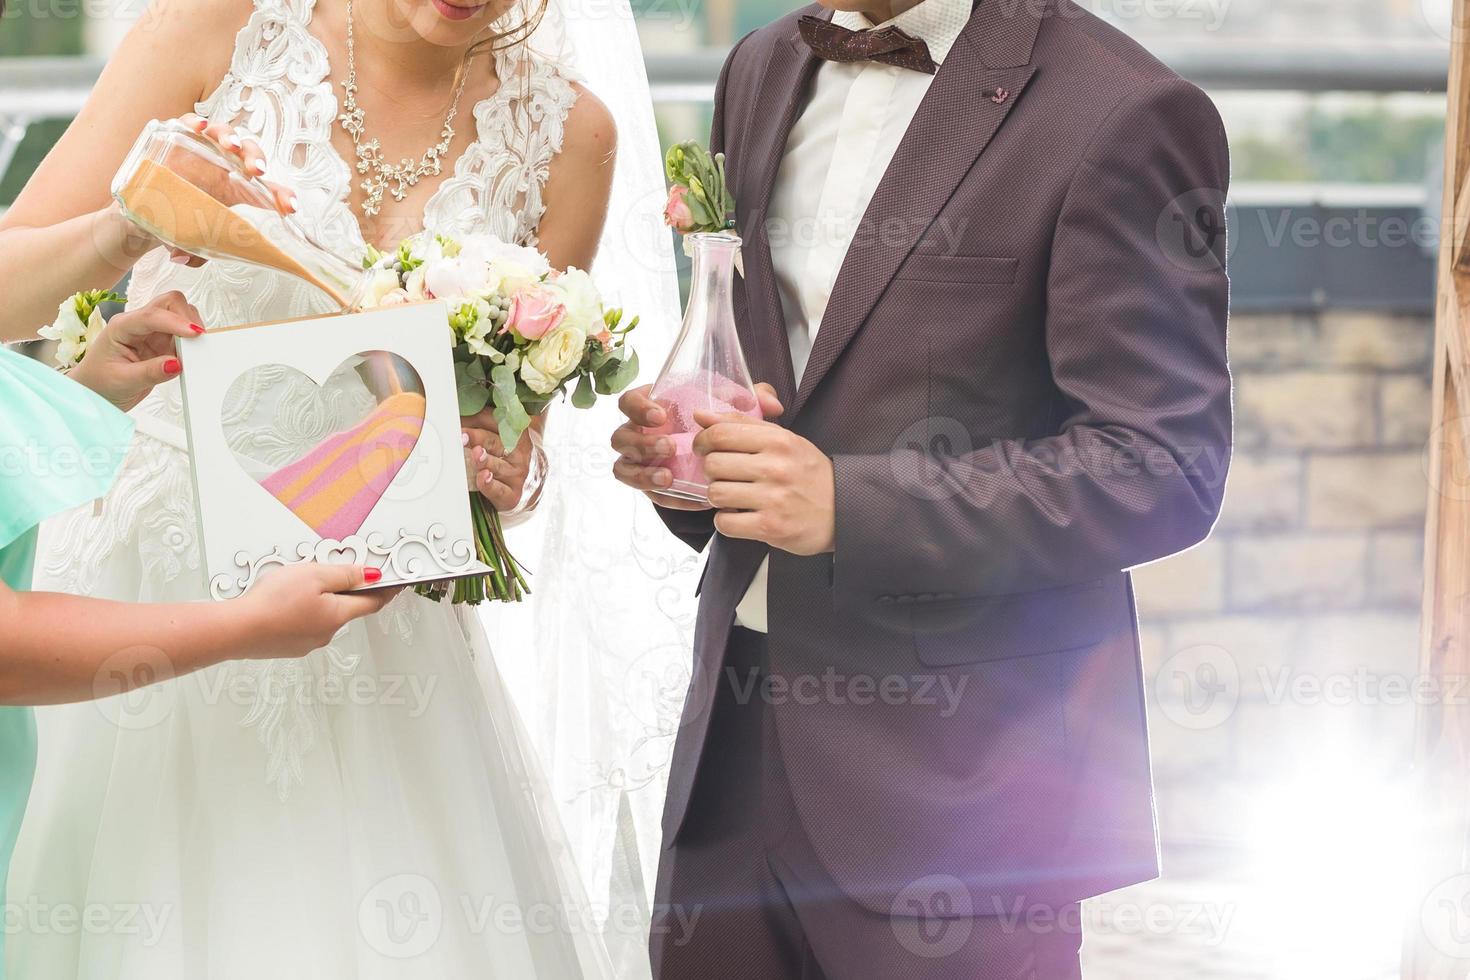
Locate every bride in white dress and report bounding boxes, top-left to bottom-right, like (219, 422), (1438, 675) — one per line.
(0, 0), (688, 974)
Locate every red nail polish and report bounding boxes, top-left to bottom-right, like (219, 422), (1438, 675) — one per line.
(164, 358), (182, 376)
(190, 323), (205, 335)
(364, 568), (383, 584)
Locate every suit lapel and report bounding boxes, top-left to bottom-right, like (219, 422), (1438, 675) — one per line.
(789, 0), (1043, 417)
(735, 24), (822, 412)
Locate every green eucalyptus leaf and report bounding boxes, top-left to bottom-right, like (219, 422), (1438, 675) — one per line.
(571, 371), (597, 409)
(456, 361), (490, 414)
(458, 378), (491, 416)
(490, 363), (531, 450)
(594, 349), (639, 395)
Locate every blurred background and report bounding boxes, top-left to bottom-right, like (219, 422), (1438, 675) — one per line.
(0, 1), (1457, 976)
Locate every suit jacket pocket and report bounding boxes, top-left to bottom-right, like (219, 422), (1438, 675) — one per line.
(894, 253), (1018, 285)
(910, 577), (1117, 668)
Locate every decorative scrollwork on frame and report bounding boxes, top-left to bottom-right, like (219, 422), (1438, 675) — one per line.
(209, 523), (477, 599)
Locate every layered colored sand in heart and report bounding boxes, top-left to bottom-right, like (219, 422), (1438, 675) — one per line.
(261, 391), (426, 539)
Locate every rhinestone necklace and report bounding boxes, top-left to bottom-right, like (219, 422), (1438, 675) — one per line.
(338, 0), (469, 217)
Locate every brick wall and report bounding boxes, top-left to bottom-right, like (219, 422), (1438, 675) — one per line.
(1135, 309), (1431, 851)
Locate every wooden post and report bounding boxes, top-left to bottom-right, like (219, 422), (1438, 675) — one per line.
(1406, 3), (1470, 976)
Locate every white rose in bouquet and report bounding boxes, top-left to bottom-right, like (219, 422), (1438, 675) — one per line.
(404, 266), (429, 302)
(477, 239), (551, 293)
(425, 251), (491, 303)
(549, 267), (602, 329)
(364, 267), (403, 306)
(521, 323), (588, 395)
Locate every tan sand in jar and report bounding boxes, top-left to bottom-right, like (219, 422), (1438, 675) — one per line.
(117, 158), (351, 308)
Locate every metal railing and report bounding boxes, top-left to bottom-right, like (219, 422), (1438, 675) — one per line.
(0, 40), (1453, 311)
(0, 40), (1452, 162)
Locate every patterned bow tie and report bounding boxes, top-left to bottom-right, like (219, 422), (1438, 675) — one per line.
(798, 14), (939, 75)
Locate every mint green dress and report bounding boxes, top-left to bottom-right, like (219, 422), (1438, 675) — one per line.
(0, 346), (133, 974)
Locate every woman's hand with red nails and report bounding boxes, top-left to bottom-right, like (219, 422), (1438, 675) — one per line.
(235, 563), (400, 660)
(149, 114), (301, 267)
(68, 289), (207, 411)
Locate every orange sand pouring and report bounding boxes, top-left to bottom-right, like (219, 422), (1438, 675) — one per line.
(118, 158), (351, 307)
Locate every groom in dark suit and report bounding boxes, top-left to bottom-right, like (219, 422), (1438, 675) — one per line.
(613, 0), (1231, 975)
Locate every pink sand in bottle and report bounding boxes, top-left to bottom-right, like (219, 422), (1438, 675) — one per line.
(651, 370), (761, 500)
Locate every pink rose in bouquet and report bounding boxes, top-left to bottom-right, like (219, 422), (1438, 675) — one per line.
(504, 286), (567, 340)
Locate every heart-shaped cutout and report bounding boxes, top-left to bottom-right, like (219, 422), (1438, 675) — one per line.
(225, 352), (426, 540)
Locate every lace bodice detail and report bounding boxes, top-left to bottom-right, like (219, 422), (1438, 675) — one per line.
(126, 0), (579, 446)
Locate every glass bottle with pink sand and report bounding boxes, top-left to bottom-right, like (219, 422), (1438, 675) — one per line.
(647, 231), (760, 502)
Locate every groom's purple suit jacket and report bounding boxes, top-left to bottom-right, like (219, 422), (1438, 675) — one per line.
(656, 0), (1231, 914)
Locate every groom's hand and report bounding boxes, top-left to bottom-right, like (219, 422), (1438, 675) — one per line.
(611, 383), (784, 512)
(693, 409), (835, 556)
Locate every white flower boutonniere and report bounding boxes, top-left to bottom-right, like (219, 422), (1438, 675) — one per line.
(39, 289), (125, 368)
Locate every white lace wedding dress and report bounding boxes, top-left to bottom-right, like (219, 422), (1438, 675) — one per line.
(4, 2), (648, 976)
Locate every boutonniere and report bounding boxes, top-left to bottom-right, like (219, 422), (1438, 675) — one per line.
(663, 141), (743, 275)
(39, 289), (126, 368)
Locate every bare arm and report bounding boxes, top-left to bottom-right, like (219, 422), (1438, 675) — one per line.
(0, 0), (239, 339)
(535, 82), (616, 274)
(0, 564), (396, 706)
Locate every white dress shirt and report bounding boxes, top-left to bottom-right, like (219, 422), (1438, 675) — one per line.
(733, 0), (971, 633)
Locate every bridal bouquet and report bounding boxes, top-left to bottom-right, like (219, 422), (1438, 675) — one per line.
(358, 232), (640, 605)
